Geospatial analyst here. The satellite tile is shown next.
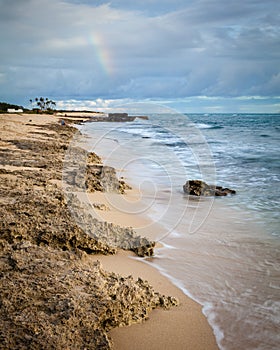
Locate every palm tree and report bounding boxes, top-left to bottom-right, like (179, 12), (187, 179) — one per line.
(32, 97), (56, 112)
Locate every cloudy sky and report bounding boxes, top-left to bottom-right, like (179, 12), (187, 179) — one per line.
(0, 0), (280, 112)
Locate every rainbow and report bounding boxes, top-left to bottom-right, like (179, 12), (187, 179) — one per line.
(89, 32), (114, 76)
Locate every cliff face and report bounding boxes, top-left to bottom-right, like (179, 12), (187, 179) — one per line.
(0, 116), (178, 349)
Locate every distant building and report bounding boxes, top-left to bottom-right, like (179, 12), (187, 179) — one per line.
(7, 108), (23, 113)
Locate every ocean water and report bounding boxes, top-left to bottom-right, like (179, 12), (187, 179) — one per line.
(78, 112), (280, 350)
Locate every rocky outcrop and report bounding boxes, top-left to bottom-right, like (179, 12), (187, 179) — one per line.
(0, 140), (153, 257)
(107, 113), (149, 122)
(183, 180), (236, 196)
(0, 166), (115, 257)
(86, 164), (132, 194)
(66, 193), (155, 257)
(63, 147), (131, 194)
(65, 113), (149, 122)
(0, 118), (178, 349)
(87, 151), (102, 164)
(0, 240), (178, 350)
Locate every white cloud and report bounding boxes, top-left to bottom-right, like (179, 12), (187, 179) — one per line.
(56, 95), (280, 113)
(56, 97), (134, 111)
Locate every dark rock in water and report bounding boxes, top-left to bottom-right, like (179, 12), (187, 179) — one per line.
(107, 113), (149, 122)
(107, 113), (136, 122)
(183, 180), (236, 197)
(214, 186), (236, 196)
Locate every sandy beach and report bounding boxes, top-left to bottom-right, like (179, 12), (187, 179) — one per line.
(0, 113), (218, 349)
(86, 190), (218, 350)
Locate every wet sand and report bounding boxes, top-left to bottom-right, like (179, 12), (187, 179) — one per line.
(87, 188), (218, 349)
(93, 250), (218, 350)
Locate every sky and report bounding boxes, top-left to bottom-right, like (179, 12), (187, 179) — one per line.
(0, 0), (280, 113)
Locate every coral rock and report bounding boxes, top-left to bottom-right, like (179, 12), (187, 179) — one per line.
(183, 180), (236, 196)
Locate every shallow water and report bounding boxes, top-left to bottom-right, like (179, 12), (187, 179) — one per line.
(146, 197), (280, 350)
(77, 112), (280, 350)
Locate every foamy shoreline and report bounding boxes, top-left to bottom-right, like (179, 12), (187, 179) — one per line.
(75, 112), (280, 350)
(76, 118), (219, 349)
(84, 190), (219, 350)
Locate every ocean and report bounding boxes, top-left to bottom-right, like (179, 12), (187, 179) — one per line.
(77, 110), (280, 350)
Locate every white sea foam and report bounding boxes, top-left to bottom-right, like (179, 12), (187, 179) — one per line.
(196, 123), (213, 129)
(202, 303), (225, 349)
(142, 256), (226, 350)
(157, 241), (177, 250)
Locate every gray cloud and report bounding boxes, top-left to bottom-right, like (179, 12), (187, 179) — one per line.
(0, 0), (279, 110)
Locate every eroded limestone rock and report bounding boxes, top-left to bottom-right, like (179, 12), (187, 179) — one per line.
(183, 180), (236, 196)
(0, 240), (178, 349)
(0, 119), (178, 349)
(63, 147), (131, 194)
(66, 193), (155, 257)
(87, 151), (102, 164)
(86, 164), (131, 194)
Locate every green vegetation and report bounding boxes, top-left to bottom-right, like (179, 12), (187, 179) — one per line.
(30, 97), (56, 113)
(0, 102), (25, 113)
(0, 99), (103, 115)
(0, 98), (57, 114)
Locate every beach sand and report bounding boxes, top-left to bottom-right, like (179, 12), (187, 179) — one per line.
(0, 112), (218, 349)
(93, 250), (218, 350)
(86, 188), (218, 349)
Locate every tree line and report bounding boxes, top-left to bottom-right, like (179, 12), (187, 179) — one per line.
(0, 102), (25, 113)
(30, 97), (56, 112)
(0, 98), (57, 113)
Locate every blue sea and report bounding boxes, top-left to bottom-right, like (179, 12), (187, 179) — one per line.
(78, 111), (280, 350)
